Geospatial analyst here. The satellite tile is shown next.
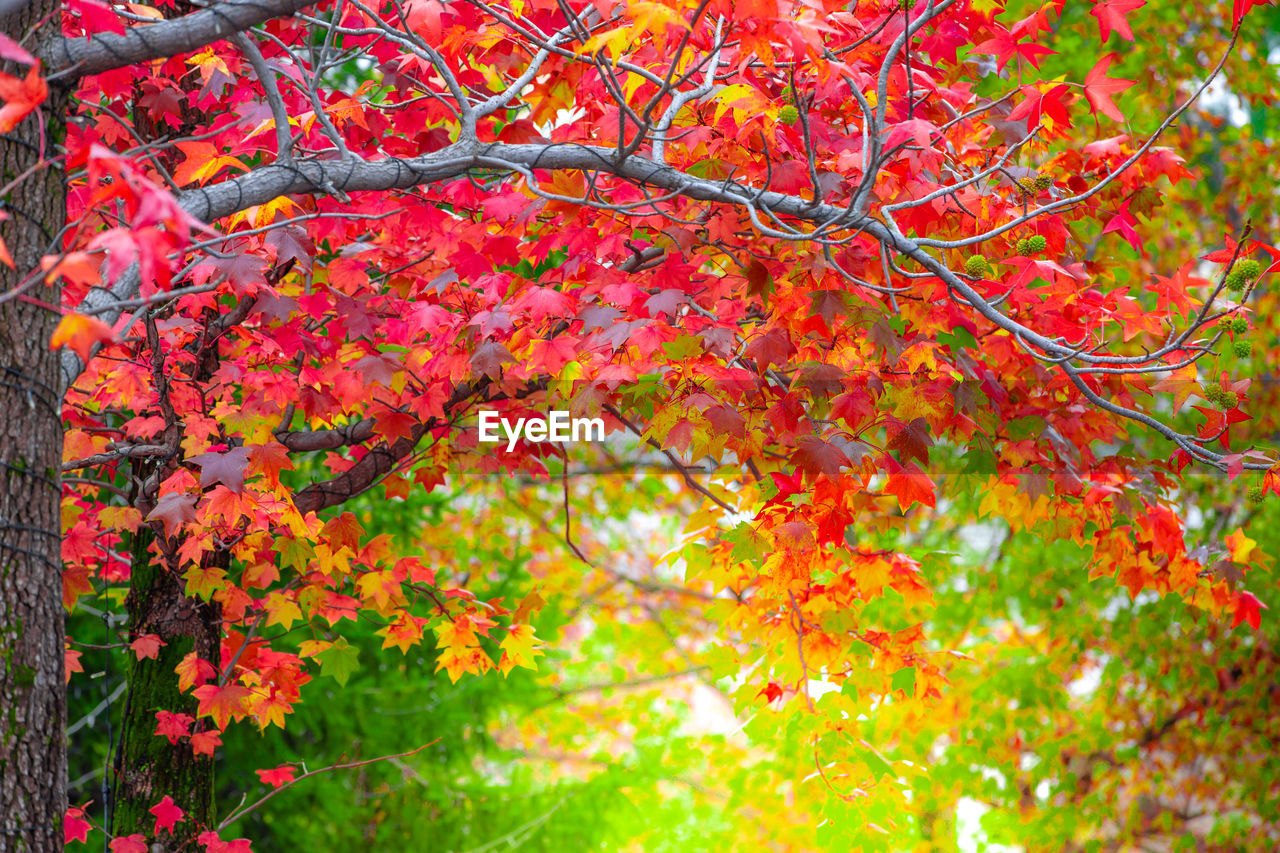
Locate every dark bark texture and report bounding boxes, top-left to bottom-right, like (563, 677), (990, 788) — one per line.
(0, 3), (68, 852)
(109, 529), (222, 844)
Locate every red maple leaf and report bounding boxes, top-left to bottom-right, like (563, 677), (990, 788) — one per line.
(197, 831), (254, 853)
(190, 730), (223, 756)
(150, 795), (186, 835)
(145, 493), (197, 538)
(255, 765), (298, 788)
(1100, 199), (1143, 253)
(1233, 0), (1273, 29)
(1007, 84), (1073, 133)
(886, 418), (933, 466)
(66, 0), (125, 34)
(154, 710), (195, 744)
(0, 33), (35, 66)
(768, 469), (806, 501)
(743, 328), (796, 373)
(110, 835), (148, 853)
(247, 441), (294, 482)
(1091, 0), (1145, 41)
(1146, 265), (1204, 315)
(1083, 54), (1135, 122)
(758, 681), (785, 703)
(972, 30), (1056, 73)
(130, 634), (166, 661)
(792, 436), (850, 481)
(1231, 590), (1267, 631)
(65, 807), (91, 845)
(883, 459), (935, 510)
(189, 447), (252, 494)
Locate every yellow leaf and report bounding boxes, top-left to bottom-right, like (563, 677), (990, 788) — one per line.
(1226, 528), (1258, 564)
(712, 84), (764, 124)
(98, 505), (142, 533)
(578, 25), (634, 61)
(185, 564), (228, 601)
(498, 624), (545, 676)
(264, 592), (302, 630)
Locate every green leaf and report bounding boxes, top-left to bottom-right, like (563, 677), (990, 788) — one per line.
(318, 638), (360, 687)
(890, 667), (916, 696)
(661, 335), (703, 361)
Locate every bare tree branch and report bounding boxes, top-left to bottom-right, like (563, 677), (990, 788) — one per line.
(47, 0), (321, 79)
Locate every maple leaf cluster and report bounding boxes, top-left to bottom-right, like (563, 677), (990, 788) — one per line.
(4, 0), (1270, 846)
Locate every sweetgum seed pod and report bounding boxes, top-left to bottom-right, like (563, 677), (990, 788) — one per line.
(779, 105), (799, 125)
(1231, 317), (1248, 334)
(1028, 235), (1047, 253)
(1248, 485), (1266, 505)
(1033, 175), (1053, 191)
(1221, 391), (1239, 408)
(1234, 340), (1252, 358)
(964, 256), (988, 277)
(1226, 271), (1245, 292)
(1236, 259), (1262, 280)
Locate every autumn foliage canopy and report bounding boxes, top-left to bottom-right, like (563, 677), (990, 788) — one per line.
(1, 0), (1279, 849)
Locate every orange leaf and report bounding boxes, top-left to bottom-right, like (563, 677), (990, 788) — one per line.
(193, 683), (251, 730)
(130, 634), (166, 661)
(1226, 528), (1258, 564)
(50, 313), (114, 361)
(190, 730), (222, 756)
(883, 461), (935, 510)
(0, 65), (47, 132)
(65, 648), (83, 684)
(175, 652), (216, 692)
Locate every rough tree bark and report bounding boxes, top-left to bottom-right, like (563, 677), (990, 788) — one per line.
(0, 6), (318, 849)
(109, 528), (222, 843)
(0, 1), (68, 850)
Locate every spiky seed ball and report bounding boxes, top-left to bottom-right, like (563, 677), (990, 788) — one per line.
(1248, 484), (1266, 505)
(965, 255), (989, 277)
(779, 105), (799, 125)
(1221, 390), (1239, 409)
(1032, 175), (1053, 191)
(1219, 317), (1233, 330)
(1027, 235), (1047, 253)
(1234, 340), (1253, 358)
(1204, 385), (1225, 405)
(1235, 259), (1262, 280)
(1015, 238), (1030, 256)
(1231, 316), (1248, 334)
(1226, 270), (1246, 292)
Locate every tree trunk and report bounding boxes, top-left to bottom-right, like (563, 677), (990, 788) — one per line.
(0, 3), (69, 851)
(109, 528), (222, 843)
